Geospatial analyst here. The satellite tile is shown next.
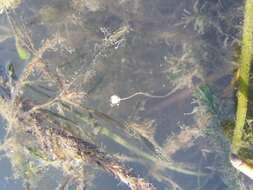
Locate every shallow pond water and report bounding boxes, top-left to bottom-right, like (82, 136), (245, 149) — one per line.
(0, 0), (252, 190)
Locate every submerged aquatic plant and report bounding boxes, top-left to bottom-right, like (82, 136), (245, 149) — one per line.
(0, 31), (157, 189)
(0, 3), (206, 189)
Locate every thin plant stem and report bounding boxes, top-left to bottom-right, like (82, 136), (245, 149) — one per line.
(232, 0), (253, 153)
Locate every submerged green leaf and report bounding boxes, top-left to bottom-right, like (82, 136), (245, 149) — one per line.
(15, 37), (30, 60)
(7, 63), (16, 79)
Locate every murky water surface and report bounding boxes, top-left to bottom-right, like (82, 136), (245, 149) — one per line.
(0, 0), (252, 189)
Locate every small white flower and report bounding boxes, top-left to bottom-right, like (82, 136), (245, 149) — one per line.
(110, 95), (121, 106)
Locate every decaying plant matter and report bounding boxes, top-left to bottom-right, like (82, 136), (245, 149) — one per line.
(0, 21), (156, 189)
